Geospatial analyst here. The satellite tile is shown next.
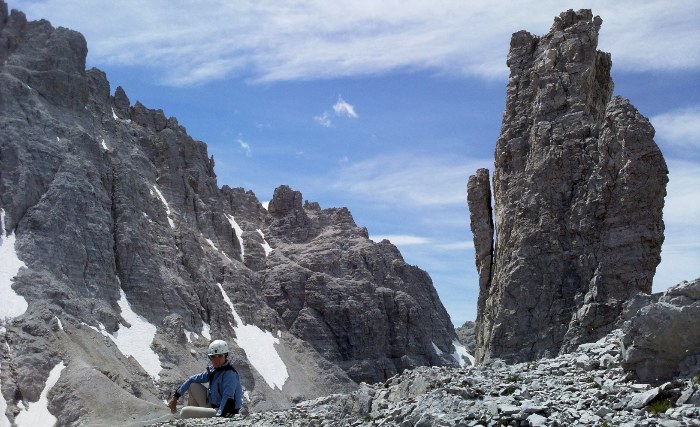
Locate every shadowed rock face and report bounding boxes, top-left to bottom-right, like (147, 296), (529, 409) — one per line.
(469, 9), (668, 364)
(0, 3), (457, 425)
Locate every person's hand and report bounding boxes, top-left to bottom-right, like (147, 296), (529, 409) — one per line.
(167, 396), (177, 413)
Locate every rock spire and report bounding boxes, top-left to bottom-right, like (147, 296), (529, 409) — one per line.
(469, 9), (668, 363)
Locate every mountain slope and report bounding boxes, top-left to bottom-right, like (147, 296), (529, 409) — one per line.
(0, 2), (460, 425)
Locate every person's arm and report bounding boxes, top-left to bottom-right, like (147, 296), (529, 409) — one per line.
(175, 369), (209, 397)
(168, 369), (209, 412)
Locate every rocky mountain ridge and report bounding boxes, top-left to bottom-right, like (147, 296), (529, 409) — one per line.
(0, 2), (461, 425)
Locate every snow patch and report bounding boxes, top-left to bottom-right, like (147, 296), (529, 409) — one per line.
(152, 185), (175, 228)
(101, 139), (108, 150)
(112, 106), (118, 120)
(0, 209), (28, 320)
(184, 329), (199, 344)
(109, 288), (162, 381)
(224, 214), (245, 262)
(55, 316), (63, 331)
(14, 361), (66, 427)
(201, 322), (211, 340)
(256, 229), (273, 256)
(205, 237), (234, 263)
(83, 286), (162, 381)
(433, 341), (474, 367)
(205, 238), (218, 251)
(216, 283), (288, 390)
(451, 340), (475, 367)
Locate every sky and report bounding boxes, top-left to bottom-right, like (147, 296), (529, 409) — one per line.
(8, 0), (700, 327)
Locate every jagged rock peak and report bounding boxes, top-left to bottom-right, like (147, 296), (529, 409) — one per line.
(470, 9), (668, 364)
(268, 184), (304, 215)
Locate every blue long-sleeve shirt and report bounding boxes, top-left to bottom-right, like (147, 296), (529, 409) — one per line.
(175, 361), (243, 416)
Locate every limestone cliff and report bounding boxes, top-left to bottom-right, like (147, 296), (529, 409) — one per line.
(469, 10), (668, 364)
(0, 2), (458, 425)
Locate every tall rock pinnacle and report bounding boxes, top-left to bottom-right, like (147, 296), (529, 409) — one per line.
(470, 10), (668, 363)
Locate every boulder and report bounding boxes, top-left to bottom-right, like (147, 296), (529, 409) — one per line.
(621, 278), (700, 383)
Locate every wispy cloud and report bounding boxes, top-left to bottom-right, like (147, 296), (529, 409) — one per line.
(663, 159), (700, 228)
(314, 111), (333, 128)
(333, 96), (358, 118)
(329, 154), (491, 208)
(651, 107), (700, 148)
(654, 158), (700, 289)
(237, 138), (252, 156)
(315, 95), (358, 127)
(13, 0), (700, 86)
(370, 234), (431, 245)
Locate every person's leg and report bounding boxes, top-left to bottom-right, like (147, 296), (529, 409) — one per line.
(187, 383), (209, 407)
(180, 407), (217, 419)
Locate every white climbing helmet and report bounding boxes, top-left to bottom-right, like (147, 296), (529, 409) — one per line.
(208, 339), (229, 356)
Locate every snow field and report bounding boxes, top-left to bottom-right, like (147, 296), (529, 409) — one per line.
(432, 340), (475, 367)
(0, 209), (28, 320)
(224, 214), (245, 262)
(82, 285), (162, 381)
(216, 283), (289, 390)
(14, 361), (66, 427)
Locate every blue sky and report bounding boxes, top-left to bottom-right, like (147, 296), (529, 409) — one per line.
(10, 0), (700, 326)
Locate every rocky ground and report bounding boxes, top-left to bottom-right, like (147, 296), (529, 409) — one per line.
(153, 329), (699, 427)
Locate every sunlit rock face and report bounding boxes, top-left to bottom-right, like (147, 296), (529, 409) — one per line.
(469, 9), (668, 364)
(0, 2), (458, 425)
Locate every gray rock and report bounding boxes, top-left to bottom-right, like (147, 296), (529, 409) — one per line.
(621, 278), (700, 383)
(526, 413), (548, 426)
(467, 169), (493, 330)
(0, 2), (457, 425)
(625, 387), (660, 410)
(147, 329), (700, 426)
(471, 9), (668, 364)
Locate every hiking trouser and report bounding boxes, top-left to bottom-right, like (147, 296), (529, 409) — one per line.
(180, 383), (217, 419)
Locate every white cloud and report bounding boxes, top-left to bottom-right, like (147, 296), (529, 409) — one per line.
(663, 159), (700, 227)
(651, 107), (700, 148)
(370, 234), (431, 245)
(654, 158), (700, 289)
(330, 154), (491, 208)
(237, 138), (252, 156)
(314, 111), (333, 128)
(315, 96), (358, 127)
(333, 96), (358, 118)
(13, 0), (700, 86)
(437, 241), (475, 251)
